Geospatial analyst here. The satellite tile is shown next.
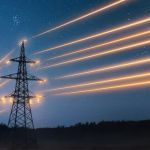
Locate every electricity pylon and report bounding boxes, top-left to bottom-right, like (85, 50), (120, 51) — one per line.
(1, 40), (43, 149)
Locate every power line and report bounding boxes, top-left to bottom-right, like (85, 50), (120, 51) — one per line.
(54, 80), (150, 95)
(47, 30), (150, 60)
(55, 57), (150, 79)
(42, 72), (150, 92)
(34, 17), (150, 55)
(40, 40), (150, 69)
(32, 0), (126, 39)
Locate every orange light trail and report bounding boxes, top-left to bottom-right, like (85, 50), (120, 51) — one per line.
(0, 109), (7, 114)
(0, 49), (15, 65)
(32, 0), (126, 39)
(48, 30), (150, 60)
(42, 72), (150, 92)
(40, 40), (150, 69)
(54, 80), (150, 95)
(0, 80), (10, 88)
(56, 57), (150, 79)
(1, 97), (6, 104)
(35, 16), (150, 55)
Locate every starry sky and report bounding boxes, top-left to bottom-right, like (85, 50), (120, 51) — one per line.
(0, 0), (150, 127)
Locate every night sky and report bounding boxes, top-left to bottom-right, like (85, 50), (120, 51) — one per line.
(0, 0), (150, 127)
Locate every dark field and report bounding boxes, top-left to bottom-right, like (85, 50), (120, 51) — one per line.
(1, 120), (150, 150)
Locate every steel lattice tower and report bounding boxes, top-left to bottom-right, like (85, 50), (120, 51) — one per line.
(1, 41), (42, 149)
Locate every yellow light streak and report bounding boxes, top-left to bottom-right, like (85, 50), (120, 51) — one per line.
(29, 100), (33, 105)
(9, 97), (13, 104)
(0, 49), (15, 65)
(0, 80), (10, 88)
(35, 59), (41, 65)
(56, 57), (150, 79)
(1, 97), (6, 104)
(38, 78), (48, 85)
(35, 94), (44, 100)
(41, 40), (150, 69)
(44, 72), (150, 92)
(6, 60), (11, 65)
(35, 16), (150, 55)
(30, 59), (41, 67)
(54, 80), (150, 95)
(48, 30), (150, 60)
(35, 94), (44, 104)
(32, 0), (126, 38)
(0, 109), (7, 114)
(18, 38), (28, 46)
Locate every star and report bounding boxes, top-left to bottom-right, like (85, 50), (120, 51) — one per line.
(12, 15), (21, 26)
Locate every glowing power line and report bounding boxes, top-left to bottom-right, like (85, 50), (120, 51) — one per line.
(42, 72), (150, 92)
(40, 40), (150, 69)
(32, 0), (126, 39)
(0, 80), (10, 88)
(48, 30), (150, 60)
(1, 97), (6, 104)
(35, 94), (44, 104)
(54, 80), (150, 95)
(35, 17), (150, 55)
(0, 109), (7, 114)
(0, 49), (15, 65)
(56, 57), (150, 79)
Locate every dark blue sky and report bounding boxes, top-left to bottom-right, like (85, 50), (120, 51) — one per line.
(0, 0), (150, 127)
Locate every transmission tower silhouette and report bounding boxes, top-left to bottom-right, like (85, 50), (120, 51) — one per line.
(1, 40), (43, 149)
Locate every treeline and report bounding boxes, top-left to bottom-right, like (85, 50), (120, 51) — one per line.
(1, 120), (150, 129)
(0, 123), (8, 129)
(55, 120), (150, 129)
(36, 120), (150, 141)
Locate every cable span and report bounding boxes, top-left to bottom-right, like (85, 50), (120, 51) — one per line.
(54, 80), (150, 95)
(34, 17), (150, 55)
(47, 30), (150, 60)
(55, 57), (150, 79)
(40, 40), (150, 69)
(42, 72), (150, 92)
(32, 0), (126, 38)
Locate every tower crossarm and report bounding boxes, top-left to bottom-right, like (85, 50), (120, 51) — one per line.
(0, 73), (18, 80)
(27, 74), (43, 81)
(10, 57), (36, 64)
(5, 94), (34, 99)
(0, 73), (43, 81)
